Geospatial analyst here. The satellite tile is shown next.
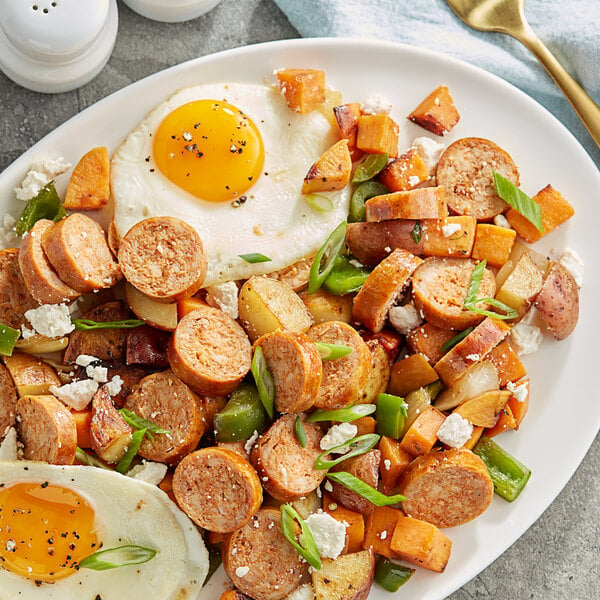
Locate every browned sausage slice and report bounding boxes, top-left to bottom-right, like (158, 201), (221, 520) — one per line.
(223, 508), (308, 600)
(250, 414), (326, 502)
(90, 385), (132, 463)
(118, 216), (207, 302)
(168, 305), (252, 396)
(307, 321), (371, 409)
(16, 394), (77, 464)
(0, 363), (18, 435)
(256, 331), (322, 413)
(123, 369), (205, 465)
(0, 247), (38, 328)
(353, 248), (423, 332)
(173, 447), (262, 533)
(41, 213), (122, 292)
(412, 257), (496, 330)
(436, 137), (519, 219)
(399, 448), (494, 527)
(365, 187), (447, 222)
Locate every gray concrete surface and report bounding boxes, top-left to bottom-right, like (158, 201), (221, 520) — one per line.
(0, 1), (598, 598)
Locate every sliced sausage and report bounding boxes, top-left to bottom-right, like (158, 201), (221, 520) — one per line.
(399, 448), (494, 527)
(353, 248), (423, 332)
(104, 364), (148, 409)
(168, 305), (252, 396)
(331, 449), (381, 515)
(16, 394), (77, 464)
(64, 300), (130, 364)
(123, 369), (205, 465)
(365, 187), (448, 222)
(412, 257), (496, 330)
(118, 216), (207, 302)
(0, 363), (18, 435)
(90, 385), (132, 463)
(269, 255), (314, 291)
(41, 213), (121, 292)
(18, 219), (80, 304)
(0, 247), (38, 329)
(436, 137), (519, 220)
(406, 322), (456, 365)
(307, 321), (371, 409)
(173, 446), (262, 533)
(125, 325), (171, 367)
(434, 317), (511, 386)
(250, 414), (326, 502)
(256, 331), (322, 413)
(223, 507), (308, 600)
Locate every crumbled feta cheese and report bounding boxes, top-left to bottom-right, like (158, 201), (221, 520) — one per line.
(235, 566), (250, 577)
(361, 94), (393, 115)
(506, 380), (529, 403)
(304, 512), (347, 559)
(509, 323), (543, 356)
(49, 379), (99, 410)
(105, 375), (123, 397)
(24, 304), (74, 338)
(0, 427), (18, 461)
(285, 583), (315, 600)
(75, 355), (108, 383)
(411, 137), (445, 175)
(206, 281), (239, 319)
(558, 248), (583, 287)
(15, 157), (71, 201)
(244, 430), (260, 454)
(320, 423), (357, 451)
(389, 303), (423, 335)
(20, 325), (36, 340)
(408, 175), (421, 187)
(442, 223), (461, 237)
(127, 460), (168, 486)
(0, 213), (18, 248)
(383, 459), (392, 471)
(437, 413), (473, 448)
(493, 214), (512, 229)
(465, 353), (480, 361)
(324, 480), (333, 493)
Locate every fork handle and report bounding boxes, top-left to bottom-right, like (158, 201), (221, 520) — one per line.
(517, 30), (600, 150)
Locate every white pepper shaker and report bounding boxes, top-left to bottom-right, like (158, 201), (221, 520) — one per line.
(121, 0), (222, 23)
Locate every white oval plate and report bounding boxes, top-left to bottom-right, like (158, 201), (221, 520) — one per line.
(1, 39), (598, 600)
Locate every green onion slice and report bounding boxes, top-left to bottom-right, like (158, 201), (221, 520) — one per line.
(118, 408), (170, 442)
(352, 153), (389, 184)
(78, 545), (157, 571)
(464, 260), (486, 306)
(306, 403), (376, 423)
(250, 346), (275, 419)
(76, 447), (113, 471)
(349, 181), (389, 222)
(72, 319), (144, 331)
(441, 327), (474, 353)
(0, 323), (21, 356)
(410, 221), (423, 244)
(116, 428), (146, 474)
(326, 472), (407, 506)
(308, 221), (347, 294)
(280, 504), (321, 570)
(315, 342), (353, 361)
(294, 416), (307, 448)
(493, 171), (543, 233)
(305, 193), (334, 213)
(238, 253), (272, 264)
(314, 433), (380, 470)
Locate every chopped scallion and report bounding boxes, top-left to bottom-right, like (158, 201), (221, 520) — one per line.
(441, 327), (474, 353)
(238, 253), (272, 264)
(305, 403), (376, 423)
(250, 346), (275, 418)
(116, 428), (146, 474)
(280, 504), (321, 569)
(315, 341), (353, 360)
(493, 171), (543, 232)
(75, 447), (113, 471)
(326, 471), (407, 506)
(410, 221), (422, 244)
(72, 319), (144, 331)
(352, 153), (389, 184)
(118, 408), (170, 442)
(305, 193), (334, 212)
(314, 433), (380, 470)
(77, 545), (157, 571)
(294, 416), (307, 448)
(308, 221), (347, 294)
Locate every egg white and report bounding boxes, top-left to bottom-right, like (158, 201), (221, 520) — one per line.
(110, 83), (351, 287)
(0, 461), (208, 600)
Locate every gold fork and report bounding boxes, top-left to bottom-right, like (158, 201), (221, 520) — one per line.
(445, 0), (600, 150)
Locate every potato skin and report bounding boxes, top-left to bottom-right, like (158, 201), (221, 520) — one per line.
(311, 549), (375, 600)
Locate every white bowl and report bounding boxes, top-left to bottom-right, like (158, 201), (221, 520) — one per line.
(121, 0), (222, 23)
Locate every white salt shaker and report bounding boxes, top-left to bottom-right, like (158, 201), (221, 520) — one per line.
(122, 0), (222, 23)
(0, 0), (118, 93)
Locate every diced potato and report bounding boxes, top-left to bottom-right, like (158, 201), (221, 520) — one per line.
(506, 184), (575, 243)
(3, 352), (61, 396)
(291, 490), (322, 519)
(379, 149), (429, 191)
(90, 387), (132, 463)
(422, 216), (477, 258)
(407, 85), (460, 136)
(356, 114), (399, 157)
(126, 283), (178, 331)
(276, 68), (326, 114)
(14, 335), (69, 354)
(318, 88), (344, 129)
(65, 146), (110, 210)
(311, 550), (375, 600)
(495, 252), (544, 318)
(358, 340), (391, 404)
(471, 223), (517, 268)
(238, 276), (314, 343)
(453, 389), (512, 428)
(299, 288), (353, 324)
(302, 139), (352, 194)
(388, 353), (439, 397)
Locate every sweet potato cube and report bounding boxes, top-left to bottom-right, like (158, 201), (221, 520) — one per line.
(471, 224), (517, 268)
(487, 340), (526, 387)
(65, 146), (110, 210)
(302, 139), (352, 194)
(399, 405), (446, 456)
(354, 416), (377, 436)
(406, 323), (455, 365)
(379, 149), (429, 191)
(276, 68), (326, 114)
(508, 379), (530, 429)
(453, 389), (512, 428)
(177, 295), (209, 320)
(388, 353), (439, 397)
(422, 216), (477, 258)
(462, 425), (484, 450)
(363, 505), (403, 559)
(71, 407), (93, 449)
(379, 436), (413, 492)
(324, 492), (366, 553)
(506, 184), (575, 243)
(408, 85), (460, 136)
(485, 404), (517, 437)
(356, 114), (399, 157)
(334, 102), (361, 139)
(390, 515), (452, 572)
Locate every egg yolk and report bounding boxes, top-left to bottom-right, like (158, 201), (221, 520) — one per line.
(0, 481), (98, 582)
(153, 99), (265, 203)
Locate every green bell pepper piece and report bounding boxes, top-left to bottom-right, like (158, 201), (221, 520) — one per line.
(15, 182), (66, 235)
(0, 323), (20, 356)
(323, 255), (370, 296)
(214, 383), (269, 443)
(376, 393), (408, 439)
(349, 181), (389, 222)
(374, 557), (414, 592)
(352, 153), (389, 184)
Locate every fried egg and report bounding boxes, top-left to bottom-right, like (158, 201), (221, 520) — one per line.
(0, 461), (208, 599)
(110, 83), (350, 286)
